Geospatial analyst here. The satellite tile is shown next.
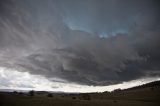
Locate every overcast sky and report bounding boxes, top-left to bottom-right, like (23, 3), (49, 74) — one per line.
(0, 0), (160, 92)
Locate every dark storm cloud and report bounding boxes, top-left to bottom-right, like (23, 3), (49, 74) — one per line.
(0, 0), (160, 86)
(59, 0), (160, 35)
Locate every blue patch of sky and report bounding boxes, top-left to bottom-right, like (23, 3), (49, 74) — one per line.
(64, 18), (128, 38)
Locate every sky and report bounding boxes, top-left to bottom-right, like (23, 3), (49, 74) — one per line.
(0, 0), (160, 92)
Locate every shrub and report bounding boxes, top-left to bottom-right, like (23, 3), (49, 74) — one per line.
(72, 97), (76, 99)
(47, 93), (53, 97)
(29, 90), (34, 96)
(13, 91), (18, 94)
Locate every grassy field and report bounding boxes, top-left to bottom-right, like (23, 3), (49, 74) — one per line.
(0, 87), (160, 106)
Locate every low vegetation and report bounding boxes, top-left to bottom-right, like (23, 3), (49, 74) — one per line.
(29, 90), (35, 96)
(47, 93), (53, 97)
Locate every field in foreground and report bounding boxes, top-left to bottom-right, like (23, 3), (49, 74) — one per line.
(0, 81), (160, 106)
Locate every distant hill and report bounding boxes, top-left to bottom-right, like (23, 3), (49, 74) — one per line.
(123, 80), (160, 91)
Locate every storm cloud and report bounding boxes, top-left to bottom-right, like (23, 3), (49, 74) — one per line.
(0, 0), (160, 86)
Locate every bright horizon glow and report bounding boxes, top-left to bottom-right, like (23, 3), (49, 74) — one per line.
(0, 67), (160, 93)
